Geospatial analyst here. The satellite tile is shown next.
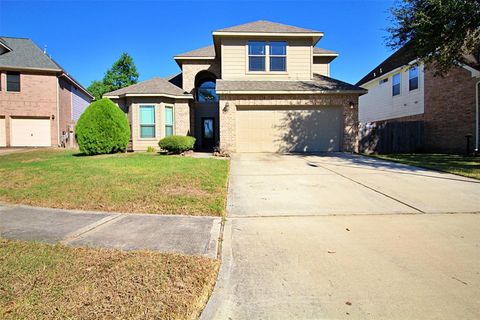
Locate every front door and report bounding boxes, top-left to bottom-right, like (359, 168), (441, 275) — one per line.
(202, 117), (215, 150)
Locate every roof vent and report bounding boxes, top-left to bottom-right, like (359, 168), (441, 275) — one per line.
(380, 68), (383, 73)
(43, 45), (47, 54)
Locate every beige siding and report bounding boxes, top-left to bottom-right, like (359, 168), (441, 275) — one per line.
(221, 37), (312, 80)
(312, 57), (330, 76)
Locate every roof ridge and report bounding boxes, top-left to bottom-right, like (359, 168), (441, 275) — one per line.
(0, 36), (31, 40)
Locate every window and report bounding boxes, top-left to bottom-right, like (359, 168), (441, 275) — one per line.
(7, 72), (20, 92)
(197, 80), (218, 102)
(165, 106), (173, 137)
(379, 78), (388, 85)
(409, 66), (419, 91)
(248, 41), (266, 71)
(139, 105), (155, 138)
(392, 73), (401, 96)
(269, 41), (286, 71)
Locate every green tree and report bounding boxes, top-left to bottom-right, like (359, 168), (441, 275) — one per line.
(87, 53), (139, 100)
(387, 0), (480, 75)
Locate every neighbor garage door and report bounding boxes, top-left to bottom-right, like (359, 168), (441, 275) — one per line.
(11, 118), (51, 147)
(0, 118), (6, 147)
(236, 106), (343, 153)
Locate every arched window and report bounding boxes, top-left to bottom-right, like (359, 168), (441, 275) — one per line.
(196, 80), (218, 102)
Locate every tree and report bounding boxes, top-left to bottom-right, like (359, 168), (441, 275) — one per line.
(87, 53), (139, 100)
(387, 0), (480, 75)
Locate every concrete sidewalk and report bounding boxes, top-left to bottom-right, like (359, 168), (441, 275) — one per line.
(0, 204), (221, 258)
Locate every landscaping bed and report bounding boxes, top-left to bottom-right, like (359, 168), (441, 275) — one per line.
(0, 149), (229, 215)
(0, 239), (219, 319)
(370, 153), (480, 180)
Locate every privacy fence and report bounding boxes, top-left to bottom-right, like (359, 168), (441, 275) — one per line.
(359, 121), (424, 154)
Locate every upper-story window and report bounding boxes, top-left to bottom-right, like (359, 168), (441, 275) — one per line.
(269, 41), (287, 71)
(379, 78), (388, 85)
(248, 41), (266, 71)
(409, 66), (419, 91)
(392, 73), (401, 96)
(197, 80), (218, 102)
(7, 72), (20, 92)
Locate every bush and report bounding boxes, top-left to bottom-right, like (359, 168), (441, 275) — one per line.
(158, 135), (196, 154)
(146, 146), (156, 153)
(75, 98), (130, 155)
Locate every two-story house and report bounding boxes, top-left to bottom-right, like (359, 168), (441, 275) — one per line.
(104, 20), (366, 153)
(0, 36), (93, 148)
(357, 44), (480, 154)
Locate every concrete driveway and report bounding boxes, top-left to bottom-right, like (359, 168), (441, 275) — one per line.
(203, 153), (480, 320)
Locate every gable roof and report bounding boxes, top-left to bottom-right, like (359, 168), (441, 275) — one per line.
(217, 73), (366, 94)
(356, 44), (416, 86)
(174, 45), (215, 59)
(103, 77), (192, 99)
(0, 36), (61, 71)
(214, 20), (322, 34)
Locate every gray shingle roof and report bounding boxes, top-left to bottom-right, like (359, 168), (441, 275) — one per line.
(313, 47), (338, 55)
(175, 45), (215, 58)
(104, 77), (191, 97)
(214, 20), (322, 34)
(0, 37), (61, 70)
(217, 74), (366, 94)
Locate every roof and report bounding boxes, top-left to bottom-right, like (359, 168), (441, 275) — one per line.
(217, 73), (366, 94)
(175, 45), (215, 59)
(0, 36), (93, 99)
(313, 47), (338, 56)
(356, 44), (417, 86)
(0, 36), (61, 71)
(214, 20), (322, 34)
(103, 77), (192, 99)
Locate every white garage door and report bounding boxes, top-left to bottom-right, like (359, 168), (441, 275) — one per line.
(0, 118), (6, 147)
(236, 106), (343, 153)
(11, 118), (51, 147)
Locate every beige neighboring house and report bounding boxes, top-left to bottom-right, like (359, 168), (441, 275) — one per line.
(104, 20), (366, 153)
(0, 36), (93, 148)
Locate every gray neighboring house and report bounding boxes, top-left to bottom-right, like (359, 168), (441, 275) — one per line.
(104, 20), (366, 153)
(0, 36), (93, 147)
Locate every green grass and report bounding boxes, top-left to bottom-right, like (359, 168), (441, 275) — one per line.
(0, 149), (229, 215)
(0, 239), (219, 320)
(370, 153), (480, 180)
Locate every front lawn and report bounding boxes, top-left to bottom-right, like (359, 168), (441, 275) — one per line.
(0, 150), (229, 215)
(371, 153), (480, 180)
(0, 239), (219, 319)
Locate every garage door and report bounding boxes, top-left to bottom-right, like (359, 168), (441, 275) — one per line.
(0, 118), (5, 147)
(11, 118), (51, 147)
(236, 106), (343, 153)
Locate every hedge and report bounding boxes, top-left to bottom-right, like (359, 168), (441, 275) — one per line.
(75, 98), (130, 155)
(158, 135), (196, 154)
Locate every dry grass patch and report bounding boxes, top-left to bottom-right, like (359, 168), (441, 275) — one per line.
(0, 239), (219, 320)
(0, 150), (229, 216)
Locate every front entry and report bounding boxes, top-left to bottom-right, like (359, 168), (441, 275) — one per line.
(202, 117), (215, 150)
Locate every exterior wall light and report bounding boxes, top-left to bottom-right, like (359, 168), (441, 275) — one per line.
(51, 114), (55, 120)
(349, 102), (355, 109)
(223, 102), (230, 112)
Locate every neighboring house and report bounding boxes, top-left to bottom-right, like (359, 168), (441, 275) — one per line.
(357, 44), (480, 154)
(0, 36), (93, 148)
(104, 20), (366, 153)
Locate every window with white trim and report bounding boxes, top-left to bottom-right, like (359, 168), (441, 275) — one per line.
(248, 41), (266, 71)
(165, 106), (173, 137)
(139, 105), (155, 138)
(392, 73), (401, 96)
(269, 41), (286, 71)
(409, 66), (419, 91)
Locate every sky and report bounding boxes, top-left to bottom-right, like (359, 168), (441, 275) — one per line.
(0, 0), (396, 88)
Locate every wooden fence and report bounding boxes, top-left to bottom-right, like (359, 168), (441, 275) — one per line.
(359, 121), (424, 154)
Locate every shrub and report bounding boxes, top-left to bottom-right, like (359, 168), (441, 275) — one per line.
(146, 146), (156, 153)
(158, 135), (196, 154)
(75, 98), (130, 155)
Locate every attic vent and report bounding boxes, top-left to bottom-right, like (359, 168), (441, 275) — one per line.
(373, 72), (376, 77)
(380, 68), (383, 73)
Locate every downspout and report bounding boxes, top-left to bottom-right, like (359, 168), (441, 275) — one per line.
(476, 80), (480, 152)
(56, 76), (61, 147)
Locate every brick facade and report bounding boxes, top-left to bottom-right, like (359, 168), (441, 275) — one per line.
(0, 71), (59, 146)
(181, 59), (221, 93)
(218, 93), (359, 153)
(424, 66), (478, 153)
